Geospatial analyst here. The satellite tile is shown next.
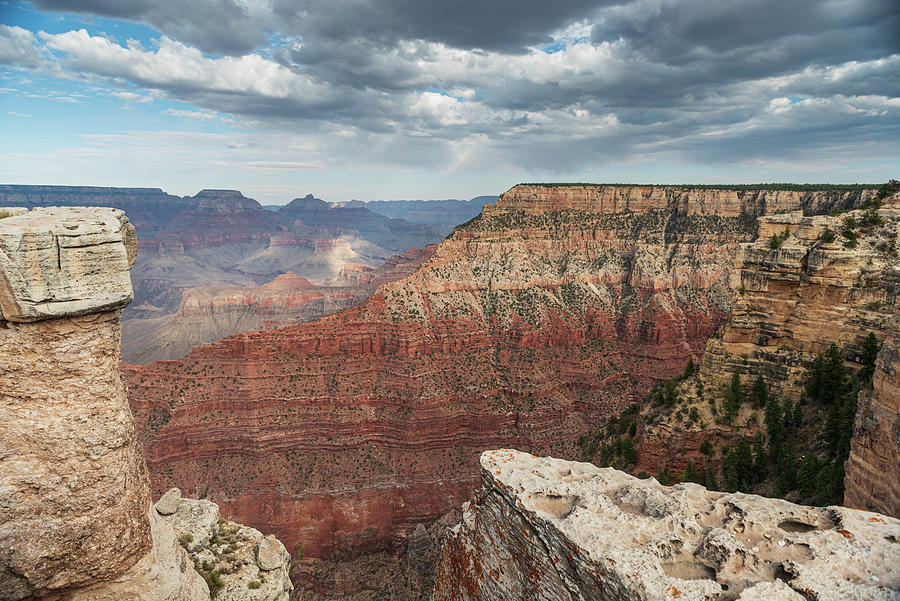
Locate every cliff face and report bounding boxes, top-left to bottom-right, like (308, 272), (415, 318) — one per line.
(124, 184), (869, 598)
(0, 207), (291, 600)
(844, 328), (900, 516)
(433, 450), (900, 601)
(633, 197), (900, 517)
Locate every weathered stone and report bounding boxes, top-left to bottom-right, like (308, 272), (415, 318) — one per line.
(155, 488), (182, 516)
(256, 535), (288, 571)
(0, 207), (206, 600)
(433, 449), (900, 601)
(0, 206), (135, 322)
(159, 497), (293, 601)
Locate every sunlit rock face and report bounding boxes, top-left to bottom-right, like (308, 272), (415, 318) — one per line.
(433, 449), (900, 601)
(124, 184), (874, 599)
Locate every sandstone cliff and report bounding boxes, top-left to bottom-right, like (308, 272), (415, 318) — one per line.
(434, 450), (900, 601)
(632, 194), (900, 516)
(125, 184), (872, 598)
(0, 207), (291, 600)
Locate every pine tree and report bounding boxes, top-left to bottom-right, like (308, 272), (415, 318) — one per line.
(782, 398), (795, 431)
(752, 432), (767, 481)
(792, 402), (803, 429)
(703, 462), (718, 490)
(721, 449), (739, 492)
(657, 467), (673, 486)
(683, 462), (701, 484)
(765, 396), (785, 461)
(683, 358), (695, 379)
(735, 438), (754, 491)
(723, 372), (743, 422)
(750, 375), (768, 408)
(859, 332), (880, 387)
(797, 455), (821, 498)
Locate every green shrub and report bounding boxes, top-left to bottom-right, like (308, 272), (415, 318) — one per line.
(248, 581), (261, 589)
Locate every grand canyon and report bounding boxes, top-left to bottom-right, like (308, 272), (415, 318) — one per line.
(3, 1), (899, 598)
(118, 182), (899, 598)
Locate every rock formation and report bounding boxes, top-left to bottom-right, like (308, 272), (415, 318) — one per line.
(0, 207), (291, 600)
(125, 184), (874, 598)
(632, 194), (900, 516)
(845, 328), (900, 517)
(434, 449), (900, 601)
(155, 489), (293, 601)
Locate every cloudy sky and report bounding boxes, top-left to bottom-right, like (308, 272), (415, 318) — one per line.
(0, 0), (898, 202)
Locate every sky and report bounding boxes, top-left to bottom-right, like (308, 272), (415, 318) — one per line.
(0, 0), (898, 203)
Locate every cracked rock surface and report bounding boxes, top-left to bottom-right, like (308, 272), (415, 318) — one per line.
(434, 449), (900, 601)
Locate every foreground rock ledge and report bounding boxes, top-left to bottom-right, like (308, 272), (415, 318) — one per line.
(434, 450), (900, 601)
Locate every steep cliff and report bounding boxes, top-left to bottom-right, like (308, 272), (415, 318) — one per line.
(0, 207), (291, 600)
(844, 328), (900, 517)
(125, 184), (872, 598)
(627, 194), (899, 512)
(433, 450), (900, 601)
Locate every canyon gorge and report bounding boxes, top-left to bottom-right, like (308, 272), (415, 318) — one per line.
(0, 186), (477, 362)
(122, 183), (885, 599)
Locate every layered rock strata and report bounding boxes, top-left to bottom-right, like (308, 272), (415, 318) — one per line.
(636, 198), (900, 492)
(125, 184), (871, 598)
(123, 244), (437, 363)
(434, 449), (900, 601)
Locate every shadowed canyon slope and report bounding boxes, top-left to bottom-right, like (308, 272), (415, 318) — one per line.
(124, 184), (875, 598)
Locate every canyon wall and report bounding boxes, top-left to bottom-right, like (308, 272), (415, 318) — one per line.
(125, 184), (872, 598)
(433, 449), (900, 601)
(633, 195), (900, 517)
(844, 327), (900, 516)
(0, 207), (291, 600)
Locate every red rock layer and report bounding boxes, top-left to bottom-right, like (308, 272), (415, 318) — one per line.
(125, 184), (868, 597)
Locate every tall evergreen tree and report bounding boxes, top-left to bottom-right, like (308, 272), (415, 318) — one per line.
(859, 332), (880, 387)
(750, 375), (768, 408)
(752, 432), (767, 481)
(723, 372), (743, 422)
(765, 396), (785, 461)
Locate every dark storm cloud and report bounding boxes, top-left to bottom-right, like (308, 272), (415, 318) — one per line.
(13, 0), (900, 172)
(31, 0), (608, 55)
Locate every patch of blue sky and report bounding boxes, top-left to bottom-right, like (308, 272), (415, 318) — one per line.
(1, 1), (161, 48)
(539, 35), (590, 55)
(788, 96), (809, 104)
(0, 67), (235, 154)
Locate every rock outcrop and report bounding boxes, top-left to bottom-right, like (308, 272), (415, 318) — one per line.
(155, 490), (293, 601)
(0, 207), (291, 600)
(125, 184), (873, 598)
(434, 449), (900, 601)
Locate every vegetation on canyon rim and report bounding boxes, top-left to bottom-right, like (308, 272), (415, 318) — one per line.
(581, 333), (881, 507)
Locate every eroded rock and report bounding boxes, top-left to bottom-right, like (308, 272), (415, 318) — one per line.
(434, 449), (900, 601)
(155, 488), (182, 516)
(0, 206), (136, 322)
